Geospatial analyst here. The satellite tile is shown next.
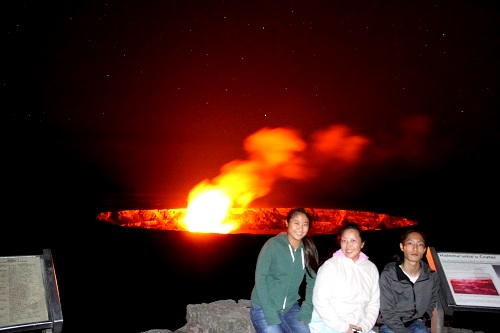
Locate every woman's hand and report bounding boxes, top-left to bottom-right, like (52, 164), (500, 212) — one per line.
(348, 324), (362, 333)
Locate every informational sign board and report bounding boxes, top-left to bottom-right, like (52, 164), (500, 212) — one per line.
(0, 249), (62, 333)
(427, 247), (500, 314)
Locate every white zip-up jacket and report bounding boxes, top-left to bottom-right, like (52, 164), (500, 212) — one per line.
(310, 249), (380, 333)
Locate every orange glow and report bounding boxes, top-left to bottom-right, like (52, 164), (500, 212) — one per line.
(180, 125), (376, 233)
(96, 207), (418, 234)
(182, 185), (236, 233)
(182, 127), (309, 233)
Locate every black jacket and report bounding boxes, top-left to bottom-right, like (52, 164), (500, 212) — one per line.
(378, 260), (439, 333)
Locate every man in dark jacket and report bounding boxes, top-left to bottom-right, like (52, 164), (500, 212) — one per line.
(378, 228), (439, 333)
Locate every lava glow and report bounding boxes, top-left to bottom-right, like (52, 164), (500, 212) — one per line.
(180, 126), (369, 234)
(183, 187), (236, 233)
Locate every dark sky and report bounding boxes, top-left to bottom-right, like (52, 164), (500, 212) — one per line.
(5, 1), (498, 225)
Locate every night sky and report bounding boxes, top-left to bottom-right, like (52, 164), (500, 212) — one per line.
(5, 1), (498, 232)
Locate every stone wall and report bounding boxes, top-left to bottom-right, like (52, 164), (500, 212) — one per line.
(141, 299), (480, 333)
(141, 299), (254, 333)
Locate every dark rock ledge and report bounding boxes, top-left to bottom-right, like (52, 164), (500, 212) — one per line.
(140, 299), (485, 333)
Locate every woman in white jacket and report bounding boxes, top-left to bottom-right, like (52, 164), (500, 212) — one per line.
(309, 221), (380, 333)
